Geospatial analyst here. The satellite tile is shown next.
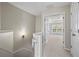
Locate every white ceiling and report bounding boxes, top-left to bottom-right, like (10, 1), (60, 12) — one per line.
(9, 2), (71, 16)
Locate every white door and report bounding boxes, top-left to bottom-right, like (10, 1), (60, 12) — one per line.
(71, 2), (79, 57)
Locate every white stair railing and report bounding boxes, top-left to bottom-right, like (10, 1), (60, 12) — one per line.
(32, 32), (43, 57)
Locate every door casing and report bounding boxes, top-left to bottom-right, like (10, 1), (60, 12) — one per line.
(42, 12), (66, 56)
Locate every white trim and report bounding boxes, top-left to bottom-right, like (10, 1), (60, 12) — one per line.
(42, 12), (66, 56)
(64, 48), (73, 56)
(61, 13), (65, 48)
(42, 12), (66, 47)
(64, 48), (71, 52)
(42, 11), (65, 17)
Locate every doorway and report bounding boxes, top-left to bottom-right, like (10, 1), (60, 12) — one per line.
(43, 13), (71, 57)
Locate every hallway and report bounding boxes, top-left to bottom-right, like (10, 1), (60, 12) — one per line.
(43, 34), (72, 57)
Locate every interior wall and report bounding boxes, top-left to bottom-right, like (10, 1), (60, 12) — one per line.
(0, 3), (1, 30)
(0, 32), (13, 52)
(35, 5), (71, 49)
(1, 2), (36, 51)
(35, 15), (42, 32)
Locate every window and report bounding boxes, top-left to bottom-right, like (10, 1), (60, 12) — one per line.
(46, 15), (64, 34)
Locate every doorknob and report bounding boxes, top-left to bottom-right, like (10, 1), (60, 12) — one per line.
(72, 34), (76, 36)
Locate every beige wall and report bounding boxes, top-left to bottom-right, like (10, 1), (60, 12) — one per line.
(36, 5), (71, 49)
(0, 32), (13, 52)
(0, 3), (1, 30)
(1, 2), (36, 51)
(35, 15), (42, 32)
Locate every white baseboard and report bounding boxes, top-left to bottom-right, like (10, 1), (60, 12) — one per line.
(64, 48), (71, 52)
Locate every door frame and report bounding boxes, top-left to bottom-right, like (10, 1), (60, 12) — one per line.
(42, 12), (66, 55)
(70, 2), (79, 56)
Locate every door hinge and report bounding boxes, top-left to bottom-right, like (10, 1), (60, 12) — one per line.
(63, 41), (64, 44)
(78, 29), (79, 33)
(70, 45), (72, 48)
(70, 13), (72, 15)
